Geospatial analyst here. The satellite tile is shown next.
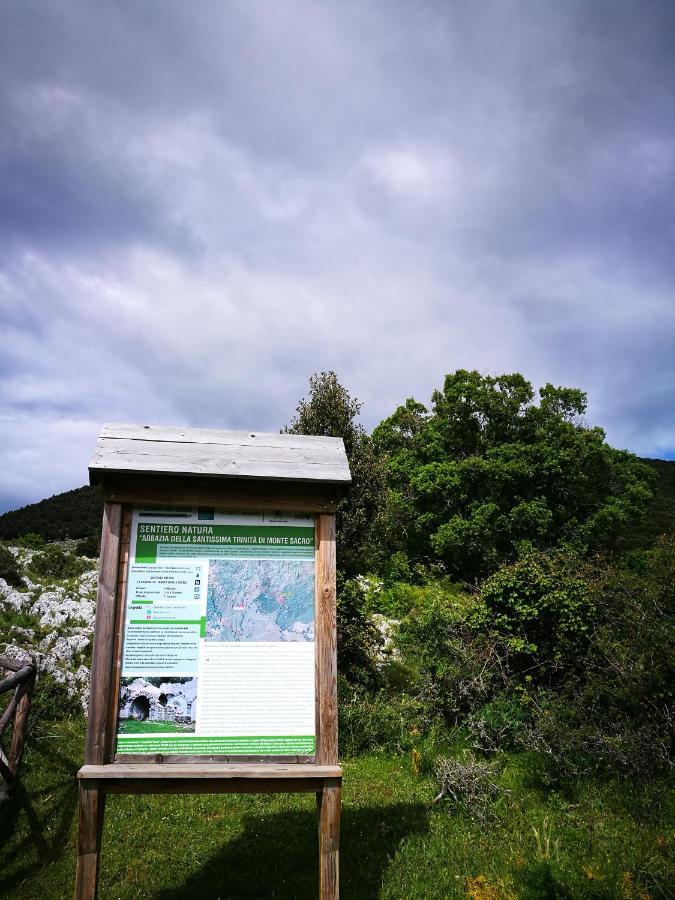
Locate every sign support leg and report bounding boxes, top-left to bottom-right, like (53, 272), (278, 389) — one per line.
(75, 780), (105, 900)
(318, 782), (341, 900)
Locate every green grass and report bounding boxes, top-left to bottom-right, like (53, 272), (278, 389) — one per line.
(117, 720), (195, 735)
(1, 719), (673, 899)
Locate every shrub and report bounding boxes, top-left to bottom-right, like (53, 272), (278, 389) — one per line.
(29, 671), (83, 725)
(336, 577), (383, 686)
(397, 594), (508, 724)
(0, 545), (24, 588)
(520, 538), (674, 778)
(15, 532), (46, 550)
(468, 695), (531, 754)
(338, 683), (427, 755)
(520, 681), (672, 779)
(76, 533), (100, 558)
(474, 546), (598, 679)
(29, 544), (86, 580)
(381, 550), (412, 584)
(372, 578), (464, 619)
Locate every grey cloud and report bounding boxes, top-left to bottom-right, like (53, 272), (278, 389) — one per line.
(1, 0), (674, 511)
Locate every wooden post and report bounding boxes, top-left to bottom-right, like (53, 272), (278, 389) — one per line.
(106, 508), (131, 760)
(318, 782), (341, 900)
(76, 502), (122, 900)
(75, 780), (104, 900)
(316, 514), (338, 767)
(85, 501), (123, 766)
(7, 676), (35, 775)
(316, 513), (340, 897)
(0, 658), (36, 796)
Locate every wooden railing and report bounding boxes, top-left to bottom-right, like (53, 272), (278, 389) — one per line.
(0, 654), (36, 799)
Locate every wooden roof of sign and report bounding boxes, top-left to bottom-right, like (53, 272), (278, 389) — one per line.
(89, 423), (352, 485)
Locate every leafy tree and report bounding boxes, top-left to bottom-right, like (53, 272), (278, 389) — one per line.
(284, 371), (388, 576)
(373, 370), (655, 581)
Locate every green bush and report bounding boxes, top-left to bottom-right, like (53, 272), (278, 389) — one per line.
(15, 532), (46, 550)
(377, 540), (673, 778)
(338, 682), (430, 756)
(29, 544), (86, 580)
(372, 578), (463, 619)
(75, 533), (100, 557)
(0, 545), (24, 588)
(396, 594), (506, 724)
(336, 577), (383, 686)
(474, 546), (597, 678)
(521, 680), (672, 779)
(519, 538), (674, 778)
(468, 695), (530, 754)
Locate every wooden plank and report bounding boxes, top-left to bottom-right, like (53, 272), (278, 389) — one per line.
(315, 514), (338, 766)
(107, 508), (131, 762)
(101, 424), (344, 450)
(92, 438), (348, 471)
(319, 784), (341, 900)
(0, 663), (34, 697)
(90, 437), (351, 483)
(101, 777), (338, 795)
(79, 764), (342, 779)
(114, 753), (316, 765)
(97, 473), (340, 512)
(85, 503), (122, 766)
(75, 781), (103, 900)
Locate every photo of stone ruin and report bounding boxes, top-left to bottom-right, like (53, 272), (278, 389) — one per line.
(118, 676), (197, 734)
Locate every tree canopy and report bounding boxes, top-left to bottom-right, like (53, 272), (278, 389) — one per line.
(373, 370), (655, 581)
(283, 371), (388, 576)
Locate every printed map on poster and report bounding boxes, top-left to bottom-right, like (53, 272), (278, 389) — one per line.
(207, 559), (315, 642)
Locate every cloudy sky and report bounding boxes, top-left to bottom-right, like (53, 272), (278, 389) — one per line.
(1, 1), (674, 512)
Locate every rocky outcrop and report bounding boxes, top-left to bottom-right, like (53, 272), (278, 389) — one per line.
(0, 546), (98, 712)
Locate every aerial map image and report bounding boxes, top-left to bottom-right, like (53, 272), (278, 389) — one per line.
(206, 559), (315, 642)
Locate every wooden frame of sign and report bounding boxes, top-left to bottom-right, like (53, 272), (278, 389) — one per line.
(75, 425), (350, 900)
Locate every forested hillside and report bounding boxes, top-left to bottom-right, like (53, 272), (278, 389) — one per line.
(0, 485), (102, 541)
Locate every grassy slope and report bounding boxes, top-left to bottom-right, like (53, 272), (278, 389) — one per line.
(2, 720), (672, 900)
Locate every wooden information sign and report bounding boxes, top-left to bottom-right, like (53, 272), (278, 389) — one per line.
(75, 424), (350, 899)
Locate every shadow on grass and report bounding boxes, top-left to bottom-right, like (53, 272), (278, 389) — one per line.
(0, 734), (79, 896)
(156, 801), (430, 900)
(514, 862), (575, 900)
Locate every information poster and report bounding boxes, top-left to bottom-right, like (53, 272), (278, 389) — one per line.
(115, 505), (316, 755)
